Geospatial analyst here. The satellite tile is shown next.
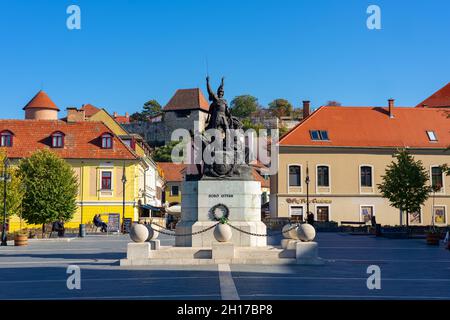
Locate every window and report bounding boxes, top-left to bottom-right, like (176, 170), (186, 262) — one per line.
(310, 130), (329, 141)
(316, 206), (329, 222)
(317, 166), (330, 187)
(171, 185), (179, 196)
(289, 165), (301, 187)
(51, 132), (64, 148)
(290, 206), (304, 221)
(101, 171), (112, 190)
(431, 166), (443, 191)
(360, 206), (374, 223)
(426, 131), (437, 142)
(409, 209), (422, 225)
(0, 131), (13, 147)
(101, 133), (113, 149)
(433, 206), (446, 225)
(360, 166), (373, 187)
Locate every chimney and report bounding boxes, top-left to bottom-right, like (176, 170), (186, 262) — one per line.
(388, 99), (394, 118)
(125, 112), (129, 118)
(113, 112), (118, 118)
(67, 107), (85, 122)
(302, 101), (311, 119)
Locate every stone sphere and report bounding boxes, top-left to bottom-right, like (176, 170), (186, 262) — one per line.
(214, 223), (232, 242)
(282, 224), (293, 239)
(145, 224), (159, 241)
(297, 223), (316, 242)
(130, 223), (149, 243)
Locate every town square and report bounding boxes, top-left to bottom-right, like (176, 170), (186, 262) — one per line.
(0, 0), (449, 311)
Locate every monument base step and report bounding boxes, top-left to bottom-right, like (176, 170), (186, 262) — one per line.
(120, 244), (325, 266)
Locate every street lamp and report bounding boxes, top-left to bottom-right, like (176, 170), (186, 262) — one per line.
(121, 163), (127, 233)
(1, 157), (11, 246)
(305, 162), (310, 223)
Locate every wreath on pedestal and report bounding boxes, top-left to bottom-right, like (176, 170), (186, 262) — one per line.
(209, 203), (230, 222)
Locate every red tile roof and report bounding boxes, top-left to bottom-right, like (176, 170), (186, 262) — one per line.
(252, 168), (270, 188)
(417, 83), (450, 108)
(23, 90), (60, 111)
(157, 162), (186, 182)
(114, 116), (130, 124)
(0, 120), (138, 160)
(163, 88), (209, 112)
(80, 104), (101, 117)
(280, 106), (450, 149)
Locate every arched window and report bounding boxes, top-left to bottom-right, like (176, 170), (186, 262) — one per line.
(51, 131), (64, 148)
(0, 130), (13, 147)
(101, 133), (113, 149)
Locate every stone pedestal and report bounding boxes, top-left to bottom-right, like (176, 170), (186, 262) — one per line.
(149, 239), (160, 250)
(295, 242), (324, 265)
(176, 180), (267, 247)
(212, 242), (235, 259)
(281, 239), (299, 250)
(127, 243), (150, 260)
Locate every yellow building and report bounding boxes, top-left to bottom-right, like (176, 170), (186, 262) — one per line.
(156, 162), (185, 216)
(271, 100), (450, 226)
(80, 105), (163, 213)
(0, 91), (144, 232)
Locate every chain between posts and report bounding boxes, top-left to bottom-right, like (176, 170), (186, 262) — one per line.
(150, 221), (300, 238)
(150, 221), (219, 237)
(227, 222), (300, 237)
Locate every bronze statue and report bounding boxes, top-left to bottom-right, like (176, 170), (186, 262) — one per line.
(205, 76), (231, 132)
(186, 76), (252, 181)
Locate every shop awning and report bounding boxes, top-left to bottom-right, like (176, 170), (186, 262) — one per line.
(140, 204), (162, 212)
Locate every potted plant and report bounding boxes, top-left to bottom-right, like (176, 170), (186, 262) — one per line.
(14, 230), (28, 246)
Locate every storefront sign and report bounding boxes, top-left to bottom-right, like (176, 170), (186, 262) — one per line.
(286, 198), (332, 204)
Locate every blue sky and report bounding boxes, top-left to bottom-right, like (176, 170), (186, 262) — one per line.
(1, 0), (449, 118)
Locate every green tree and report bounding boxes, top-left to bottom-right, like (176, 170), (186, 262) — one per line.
(143, 100), (162, 117)
(0, 151), (25, 225)
(241, 119), (265, 134)
(278, 125), (290, 138)
(378, 150), (432, 229)
(152, 141), (184, 162)
(19, 150), (78, 234)
(130, 112), (147, 122)
(230, 95), (260, 118)
(269, 99), (293, 118)
(130, 99), (162, 122)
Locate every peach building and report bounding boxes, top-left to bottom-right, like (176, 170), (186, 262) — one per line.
(270, 98), (450, 227)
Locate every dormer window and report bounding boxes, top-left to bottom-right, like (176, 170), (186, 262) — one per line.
(0, 131), (13, 147)
(426, 131), (437, 142)
(310, 130), (329, 141)
(101, 133), (113, 149)
(51, 132), (64, 148)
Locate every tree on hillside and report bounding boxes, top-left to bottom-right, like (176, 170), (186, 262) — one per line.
(152, 141), (184, 162)
(268, 99), (293, 118)
(230, 95), (260, 118)
(130, 99), (162, 122)
(378, 150), (432, 229)
(19, 150), (78, 235)
(143, 99), (162, 117)
(0, 151), (25, 226)
(241, 118), (265, 134)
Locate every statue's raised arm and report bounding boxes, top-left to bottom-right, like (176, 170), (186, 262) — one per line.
(206, 76), (217, 102)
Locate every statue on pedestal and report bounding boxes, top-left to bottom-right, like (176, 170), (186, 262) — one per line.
(186, 77), (252, 181)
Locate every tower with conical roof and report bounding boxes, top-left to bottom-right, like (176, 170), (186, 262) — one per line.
(23, 90), (60, 120)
